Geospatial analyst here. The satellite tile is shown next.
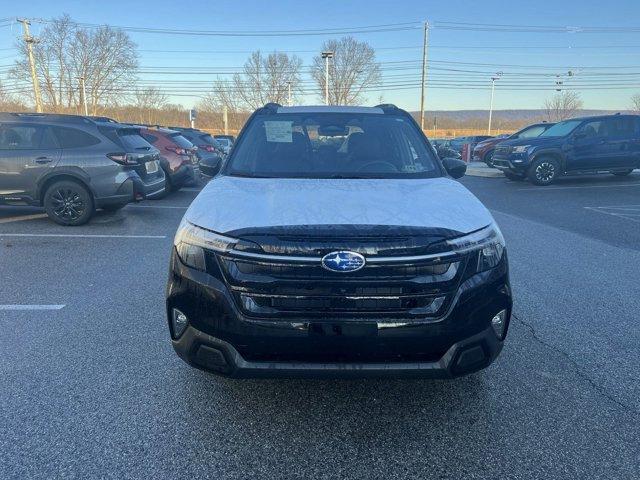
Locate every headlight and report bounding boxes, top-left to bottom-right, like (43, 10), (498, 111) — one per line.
(173, 219), (238, 270)
(446, 224), (505, 272)
(512, 145), (530, 153)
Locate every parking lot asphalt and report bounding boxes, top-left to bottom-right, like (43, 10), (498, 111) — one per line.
(1, 176), (639, 479)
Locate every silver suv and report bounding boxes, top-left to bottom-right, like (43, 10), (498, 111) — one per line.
(0, 113), (166, 225)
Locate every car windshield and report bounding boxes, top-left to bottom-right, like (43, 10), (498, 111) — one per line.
(169, 133), (193, 148)
(539, 119), (582, 137)
(117, 129), (154, 151)
(224, 112), (441, 179)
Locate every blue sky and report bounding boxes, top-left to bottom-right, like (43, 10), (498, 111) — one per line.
(2, 0), (640, 111)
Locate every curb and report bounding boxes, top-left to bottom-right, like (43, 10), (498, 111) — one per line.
(465, 166), (505, 178)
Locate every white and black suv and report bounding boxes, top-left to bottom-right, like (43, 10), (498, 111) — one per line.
(166, 104), (512, 378)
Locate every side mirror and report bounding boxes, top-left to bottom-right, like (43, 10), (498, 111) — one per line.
(442, 157), (467, 179)
(200, 155), (222, 177)
(573, 131), (586, 140)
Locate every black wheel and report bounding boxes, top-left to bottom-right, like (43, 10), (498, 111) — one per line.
(528, 157), (560, 186)
(504, 171), (525, 181)
(483, 150), (495, 167)
(612, 169), (634, 177)
(43, 180), (94, 226)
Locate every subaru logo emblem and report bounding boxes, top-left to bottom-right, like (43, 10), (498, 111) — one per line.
(321, 251), (366, 273)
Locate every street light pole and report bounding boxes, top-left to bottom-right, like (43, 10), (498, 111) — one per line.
(419, 21), (430, 131)
(287, 81), (292, 106)
(18, 18), (43, 113)
(487, 72), (502, 135)
(79, 76), (88, 116)
(321, 51), (334, 105)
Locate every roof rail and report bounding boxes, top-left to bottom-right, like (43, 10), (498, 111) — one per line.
(0, 112), (94, 125)
(374, 103), (399, 113)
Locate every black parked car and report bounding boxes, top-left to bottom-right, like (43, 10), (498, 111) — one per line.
(0, 113), (165, 225)
(492, 114), (640, 184)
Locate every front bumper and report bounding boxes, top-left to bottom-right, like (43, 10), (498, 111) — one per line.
(492, 155), (530, 174)
(166, 250), (512, 379)
(172, 323), (503, 379)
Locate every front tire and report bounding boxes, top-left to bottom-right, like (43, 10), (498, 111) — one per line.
(528, 157), (560, 186)
(612, 169), (634, 177)
(43, 180), (94, 226)
(483, 150), (495, 167)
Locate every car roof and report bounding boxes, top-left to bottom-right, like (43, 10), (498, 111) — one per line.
(559, 113), (637, 122)
(0, 112), (96, 127)
(275, 105), (384, 115)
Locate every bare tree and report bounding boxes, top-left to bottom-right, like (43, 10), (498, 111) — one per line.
(630, 94), (640, 112)
(0, 80), (27, 111)
(543, 91), (583, 121)
(311, 36), (381, 105)
(132, 87), (168, 124)
(11, 14), (138, 114)
(208, 51), (302, 111)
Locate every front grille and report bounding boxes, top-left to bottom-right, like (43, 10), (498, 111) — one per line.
(494, 145), (512, 157)
(209, 250), (466, 319)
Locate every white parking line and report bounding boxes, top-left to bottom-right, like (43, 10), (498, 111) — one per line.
(127, 205), (188, 209)
(518, 182), (640, 192)
(0, 233), (166, 239)
(0, 214), (48, 224)
(0, 304), (65, 310)
(584, 205), (640, 223)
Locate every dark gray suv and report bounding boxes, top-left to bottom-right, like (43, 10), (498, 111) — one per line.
(0, 113), (166, 225)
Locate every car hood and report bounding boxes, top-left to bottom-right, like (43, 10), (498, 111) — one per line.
(185, 176), (494, 235)
(474, 137), (504, 149)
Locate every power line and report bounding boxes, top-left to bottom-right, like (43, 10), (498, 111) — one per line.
(31, 19), (421, 37)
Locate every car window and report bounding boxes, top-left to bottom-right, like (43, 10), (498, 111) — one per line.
(578, 120), (605, 138)
(118, 129), (154, 150)
(539, 119), (582, 137)
(0, 124), (45, 149)
(52, 126), (101, 148)
(225, 112), (441, 179)
(604, 117), (637, 139)
(517, 125), (547, 139)
(170, 133), (194, 148)
(142, 133), (159, 144)
(40, 127), (60, 149)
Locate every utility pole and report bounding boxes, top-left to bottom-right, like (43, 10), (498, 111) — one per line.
(419, 21), (429, 131)
(223, 105), (228, 135)
(18, 18), (43, 113)
(321, 51), (334, 105)
(79, 76), (88, 116)
(487, 72), (502, 135)
(286, 81), (292, 106)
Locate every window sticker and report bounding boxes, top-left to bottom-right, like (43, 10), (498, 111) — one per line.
(265, 121), (293, 143)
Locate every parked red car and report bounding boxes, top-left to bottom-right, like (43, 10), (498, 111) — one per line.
(138, 127), (200, 192)
(473, 122), (555, 166)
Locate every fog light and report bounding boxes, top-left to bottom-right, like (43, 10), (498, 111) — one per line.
(491, 309), (508, 339)
(171, 308), (188, 339)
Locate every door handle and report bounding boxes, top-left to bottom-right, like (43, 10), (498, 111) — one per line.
(35, 156), (53, 164)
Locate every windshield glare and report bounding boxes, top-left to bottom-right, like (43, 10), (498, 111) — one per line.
(225, 113), (441, 179)
(539, 119), (582, 137)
